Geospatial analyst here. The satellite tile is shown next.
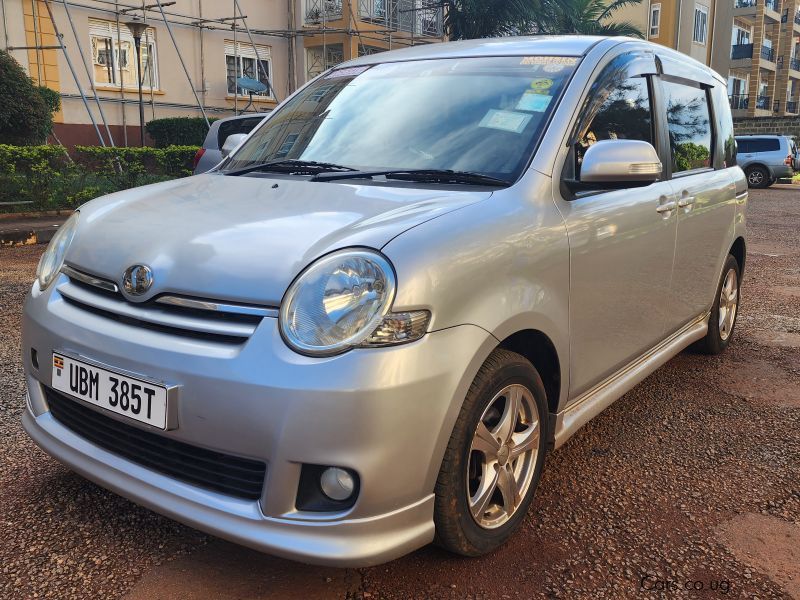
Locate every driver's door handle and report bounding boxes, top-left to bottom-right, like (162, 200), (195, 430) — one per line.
(677, 196), (696, 208)
(656, 201), (677, 213)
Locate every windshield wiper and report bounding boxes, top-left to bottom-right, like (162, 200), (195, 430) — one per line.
(311, 169), (510, 187)
(223, 159), (357, 177)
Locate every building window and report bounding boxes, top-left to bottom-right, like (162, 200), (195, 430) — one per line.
(649, 3), (661, 38)
(693, 4), (709, 45)
(89, 18), (158, 89)
(225, 41), (273, 98)
(305, 44), (344, 80)
(732, 23), (751, 45)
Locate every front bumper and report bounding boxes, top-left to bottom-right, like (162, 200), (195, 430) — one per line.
(21, 280), (496, 566)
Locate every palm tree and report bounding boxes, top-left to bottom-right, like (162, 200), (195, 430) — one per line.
(441, 0), (644, 40)
(442, 0), (542, 40)
(537, 0), (645, 38)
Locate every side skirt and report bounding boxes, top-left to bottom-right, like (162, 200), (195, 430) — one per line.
(552, 312), (709, 450)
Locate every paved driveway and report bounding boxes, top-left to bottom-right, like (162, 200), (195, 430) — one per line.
(1, 188), (798, 599)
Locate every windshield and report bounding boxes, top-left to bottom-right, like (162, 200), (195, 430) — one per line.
(222, 56), (578, 183)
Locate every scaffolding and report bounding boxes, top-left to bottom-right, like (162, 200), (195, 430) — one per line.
(1, 0), (444, 146)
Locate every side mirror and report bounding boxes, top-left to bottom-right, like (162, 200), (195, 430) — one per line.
(221, 133), (248, 158)
(580, 139), (662, 184)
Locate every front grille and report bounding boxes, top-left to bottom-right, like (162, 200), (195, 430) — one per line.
(45, 387), (267, 500)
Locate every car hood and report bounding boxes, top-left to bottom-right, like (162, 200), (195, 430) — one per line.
(65, 174), (492, 306)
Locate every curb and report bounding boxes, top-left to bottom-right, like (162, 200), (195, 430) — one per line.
(0, 226), (60, 247)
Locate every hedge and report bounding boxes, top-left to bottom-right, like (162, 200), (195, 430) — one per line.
(0, 144), (198, 212)
(145, 117), (217, 148)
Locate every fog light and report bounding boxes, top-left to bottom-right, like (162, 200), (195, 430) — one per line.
(320, 467), (355, 501)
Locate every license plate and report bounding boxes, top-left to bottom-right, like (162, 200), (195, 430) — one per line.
(51, 353), (168, 429)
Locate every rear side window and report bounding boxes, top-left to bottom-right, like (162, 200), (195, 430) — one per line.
(662, 80), (713, 173)
(217, 117), (264, 150)
(736, 138), (781, 153)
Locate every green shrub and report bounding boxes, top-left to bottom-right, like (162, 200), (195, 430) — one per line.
(0, 50), (56, 145)
(145, 117), (216, 148)
(36, 86), (62, 114)
(0, 144), (198, 212)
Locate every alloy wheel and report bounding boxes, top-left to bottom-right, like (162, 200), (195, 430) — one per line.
(467, 384), (540, 529)
(718, 268), (738, 341)
(748, 170), (764, 186)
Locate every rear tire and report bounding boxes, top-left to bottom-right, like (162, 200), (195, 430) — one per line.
(746, 165), (770, 189)
(434, 348), (548, 556)
(693, 254), (740, 355)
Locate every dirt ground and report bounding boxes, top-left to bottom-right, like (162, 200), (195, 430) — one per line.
(1, 187), (798, 599)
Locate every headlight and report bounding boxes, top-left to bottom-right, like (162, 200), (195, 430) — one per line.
(280, 249), (396, 356)
(36, 211), (79, 290)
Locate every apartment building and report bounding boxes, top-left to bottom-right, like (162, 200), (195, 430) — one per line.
(611, 0), (733, 71)
(726, 0), (800, 117)
(0, 0), (443, 146)
(299, 0), (444, 79)
(612, 0), (800, 118)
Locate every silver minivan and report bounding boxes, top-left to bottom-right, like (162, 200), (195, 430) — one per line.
(22, 36), (746, 566)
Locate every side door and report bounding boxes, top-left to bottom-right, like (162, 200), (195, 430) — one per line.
(658, 72), (737, 331)
(555, 53), (679, 398)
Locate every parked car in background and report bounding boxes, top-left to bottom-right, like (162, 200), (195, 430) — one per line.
(193, 113), (269, 174)
(735, 134), (798, 188)
(22, 36), (746, 567)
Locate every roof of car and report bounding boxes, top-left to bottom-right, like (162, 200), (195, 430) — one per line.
(345, 35), (612, 66)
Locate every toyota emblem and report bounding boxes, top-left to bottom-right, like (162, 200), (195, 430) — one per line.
(122, 264), (154, 296)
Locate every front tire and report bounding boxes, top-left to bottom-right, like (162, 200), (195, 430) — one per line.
(434, 349), (548, 556)
(693, 254), (740, 355)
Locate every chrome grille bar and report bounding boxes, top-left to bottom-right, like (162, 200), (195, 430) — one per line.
(61, 265), (119, 293)
(156, 295), (279, 318)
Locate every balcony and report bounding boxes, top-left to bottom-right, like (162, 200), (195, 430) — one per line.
(358, 0), (443, 37)
(729, 94), (750, 110)
(731, 43), (754, 59)
(761, 46), (776, 61)
(304, 0), (342, 23)
(787, 100), (799, 113)
(756, 94), (771, 110)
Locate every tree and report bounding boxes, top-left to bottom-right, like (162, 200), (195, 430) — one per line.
(442, 0), (644, 40)
(0, 49), (55, 145)
(537, 0), (645, 38)
(443, 0), (541, 40)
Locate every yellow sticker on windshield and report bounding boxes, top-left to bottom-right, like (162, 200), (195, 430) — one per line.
(520, 56), (578, 66)
(529, 78), (553, 93)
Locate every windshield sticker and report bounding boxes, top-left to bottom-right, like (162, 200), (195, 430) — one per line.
(543, 64), (566, 73)
(529, 78), (554, 93)
(520, 56), (578, 66)
(517, 91), (553, 112)
(479, 109), (532, 134)
(325, 66), (370, 79)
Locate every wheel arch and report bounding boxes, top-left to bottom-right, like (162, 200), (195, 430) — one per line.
(496, 329), (562, 420)
(730, 236), (746, 277)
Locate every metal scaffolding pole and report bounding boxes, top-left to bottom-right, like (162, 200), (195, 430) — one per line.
(234, 0), (278, 102)
(40, 0), (107, 146)
(57, 0), (116, 146)
(154, 0), (209, 126)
